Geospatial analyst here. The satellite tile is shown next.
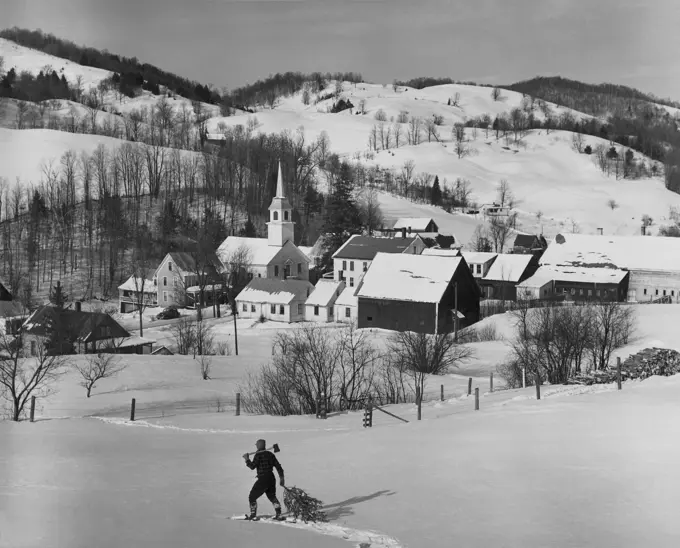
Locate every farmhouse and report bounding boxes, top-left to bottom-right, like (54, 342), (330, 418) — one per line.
(153, 252), (223, 308)
(356, 252), (480, 334)
(118, 274), (158, 313)
(305, 279), (345, 323)
(461, 252), (498, 279)
(540, 233), (680, 302)
(217, 163), (310, 281)
(478, 253), (539, 301)
(391, 217), (439, 234)
(517, 266), (630, 302)
(332, 234), (425, 288)
(21, 303), (147, 355)
(236, 278), (313, 323)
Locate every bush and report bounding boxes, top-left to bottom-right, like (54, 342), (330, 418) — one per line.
(584, 145), (592, 154)
(374, 109), (387, 122)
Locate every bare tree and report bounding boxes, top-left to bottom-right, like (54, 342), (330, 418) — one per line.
(389, 331), (473, 399)
(84, 89), (102, 132)
(408, 116), (422, 145)
(0, 333), (67, 421)
(571, 132), (585, 153)
(496, 179), (515, 208)
(589, 301), (635, 371)
(397, 110), (409, 124)
(607, 199), (618, 210)
(451, 92), (461, 107)
(374, 109), (387, 122)
(75, 353), (126, 398)
(392, 122), (403, 148)
(453, 124), (469, 158)
(358, 98), (367, 114)
(171, 317), (196, 355)
(491, 87), (502, 101)
(425, 119), (440, 142)
(358, 186), (384, 235)
(368, 124), (379, 151)
(198, 353), (212, 380)
(488, 216), (513, 253)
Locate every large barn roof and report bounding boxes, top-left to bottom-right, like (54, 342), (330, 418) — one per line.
(357, 252), (463, 304)
(518, 266), (629, 288)
(540, 233), (680, 272)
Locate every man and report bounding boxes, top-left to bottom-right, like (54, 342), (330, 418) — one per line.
(242, 439), (285, 520)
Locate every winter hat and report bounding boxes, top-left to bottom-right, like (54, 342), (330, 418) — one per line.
(256, 439), (266, 450)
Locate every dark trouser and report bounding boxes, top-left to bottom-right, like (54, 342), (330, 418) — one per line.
(249, 474), (281, 515)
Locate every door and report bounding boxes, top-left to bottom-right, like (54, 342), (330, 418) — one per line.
(627, 289), (637, 302)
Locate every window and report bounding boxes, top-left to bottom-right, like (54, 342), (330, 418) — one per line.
(153, 278), (157, 286)
(279, 305), (284, 315)
(476, 264), (482, 275)
(168, 261), (173, 271)
(329, 306), (334, 317)
(30, 340), (36, 356)
(249, 272), (254, 280)
(342, 260), (347, 270)
(274, 265), (279, 277)
(163, 276), (167, 286)
(174, 278), (178, 288)
(655, 289), (659, 296)
(242, 303), (247, 312)
(596, 290), (600, 296)
(314, 305), (319, 316)
(350, 261), (354, 271)
(588, 290), (592, 297)
(345, 307), (351, 318)
(273, 211), (279, 221)
(363, 262), (368, 272)
(297, 263), (302, 275)
(297, 304), (303, 314)
(350, 278), (354, 287)
(367, 316), (373, 322)
(413, 247), (416, 254)
(570, 288), (575, 295)
(663, 290), (667, 296)
(579, 289), (584, 296)
(644, 288), (647, 295)
(469, 264), (474, 272)
(284, 211), (289, 221)
(258, 273), (261, 278)
(163, 291), (168, 302)
(271, 304), (276, 314)
(251, 304), (256, 312)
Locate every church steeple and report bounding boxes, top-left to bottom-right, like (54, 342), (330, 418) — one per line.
(267, 161), (295, 247)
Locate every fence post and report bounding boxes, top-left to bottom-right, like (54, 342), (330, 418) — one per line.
(315, 397), (320, 419)
(130, 398), (136, 421)
(617, 357), (622, 390)
(468, 377), (472, 396)
(474, 387), (479, 411)
(321, 392), (327, 420)
(522, 367), (526, 388)
(363, 396), (373, 428)
(235, 393), (241, 416)
(490, 372), (494, 393)
(535, 374), (541, 400)
(30, 396), (36, 423)
(416, 387), (422, 421)
(440, 384), (444, 402)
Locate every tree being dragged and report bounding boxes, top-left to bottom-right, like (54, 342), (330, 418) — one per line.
(283, 486), (327, 523)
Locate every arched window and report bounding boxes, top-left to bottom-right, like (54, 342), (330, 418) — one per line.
(284, 211), (289, 221)
(273, 211), (279, 221)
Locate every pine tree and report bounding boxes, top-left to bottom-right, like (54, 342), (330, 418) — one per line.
(321, 162), (361, 269)
(49, 281), (68, 308)
(431, 176), (442, 206)
(283, 486), (327, 523)
(239, 216), (257, 237)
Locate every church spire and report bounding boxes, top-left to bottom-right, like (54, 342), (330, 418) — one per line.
(275, 161), (285, 198)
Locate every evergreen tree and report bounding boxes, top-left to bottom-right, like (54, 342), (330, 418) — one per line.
(321, 162), (361, 269)
(431, 176), (442, 206)
(49, 281), (68, 308)
(239, 216), (257, 237)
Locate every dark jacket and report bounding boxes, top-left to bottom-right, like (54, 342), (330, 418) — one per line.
(246, 450), (284, 479)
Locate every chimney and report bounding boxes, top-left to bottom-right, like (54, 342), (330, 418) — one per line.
(401, 227), (406, 239)
(408, 226), (412, 235)
(75, 301), (81, 312)
(597, 228), (603, 235)
(641, 224), (646, 236)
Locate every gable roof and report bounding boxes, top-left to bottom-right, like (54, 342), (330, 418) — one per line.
(157, 252), (222, 276)
(461, 252), (498, 264)
(305, 279), (345, 307)
(217, 236), (309, 267)
(392, 218), (437, 232)
(22, 306), (130, 343)
(333, 235), (419, 261)
(118, 275), (156, 292)
(540, 233), (680, 272)
(335, 285), (359, 307)
(483, 254), (536, 282)
(357, 252), (463, 304)
(518, 266), (629, 288)
(237, 278), (314, 305)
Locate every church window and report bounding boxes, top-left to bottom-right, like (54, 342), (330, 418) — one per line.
(273, 211), (279, 221)
(284, 211), (289, 221)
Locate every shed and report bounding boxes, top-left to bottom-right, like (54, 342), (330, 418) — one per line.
(335, 285), (359, 324)
(478, 254), (539, 301)
(305, 279), (345, 323)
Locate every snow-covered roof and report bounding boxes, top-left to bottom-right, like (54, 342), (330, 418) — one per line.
(422, 248), (461, 257)
(518, 266), (629, 288)
(186, 284), (223, 293)
(236, 278), (313, 305)
(357, 252), (463, 304)
(305, 280), (345, 307)
(461, 252), (498, 264)
(540, 233), (680, 273)
(392, 218), (436, 232)
(115, 336), (155, 349)
(217, 236), (281, 267)
(118, 275), (155, 292)
(483, 254), (535, 282)
(335, 285), (359, 308)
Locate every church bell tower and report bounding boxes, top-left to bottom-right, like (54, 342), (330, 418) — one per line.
(267, 162), (295, 247)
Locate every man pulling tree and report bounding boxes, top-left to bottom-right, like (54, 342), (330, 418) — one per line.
(242, 439), (285, 520)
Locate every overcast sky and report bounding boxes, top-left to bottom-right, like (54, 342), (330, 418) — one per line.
(4, 0), (679, 100)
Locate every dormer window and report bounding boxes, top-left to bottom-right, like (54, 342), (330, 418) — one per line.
(273, 211), (279, 221)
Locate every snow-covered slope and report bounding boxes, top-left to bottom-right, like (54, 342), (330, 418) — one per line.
(0, 37), (112, 91)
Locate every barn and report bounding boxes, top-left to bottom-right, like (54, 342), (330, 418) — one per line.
(478, 253), (539, 301)
(356, 252), (480, 334)
(517, 266), (630, 302)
